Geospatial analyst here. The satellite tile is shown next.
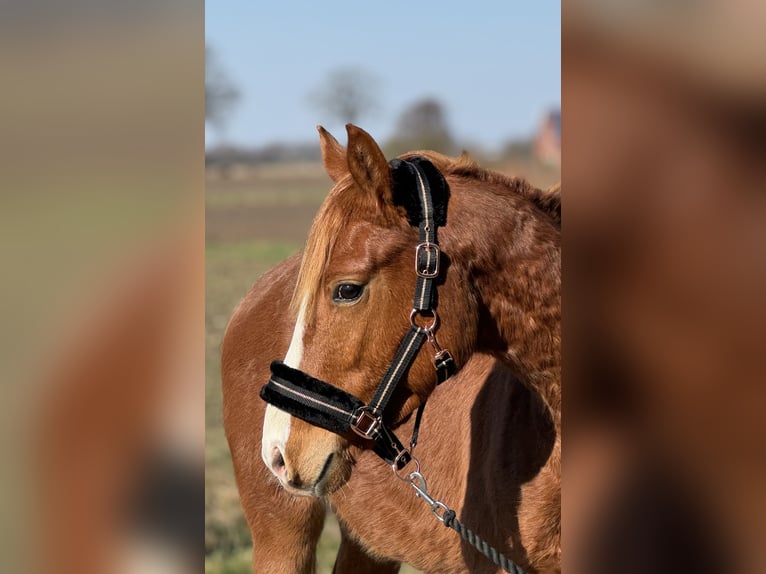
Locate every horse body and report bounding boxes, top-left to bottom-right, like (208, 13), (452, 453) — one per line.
(222, 125), (560, 572)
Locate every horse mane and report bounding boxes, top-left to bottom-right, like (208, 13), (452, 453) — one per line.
(291, 152), (561, 321)
(400, 151), (561, 227)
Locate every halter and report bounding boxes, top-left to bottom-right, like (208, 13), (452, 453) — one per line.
(260, 157), (456, 469)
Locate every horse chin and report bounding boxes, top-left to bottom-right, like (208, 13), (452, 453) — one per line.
(315, 457), (353, 496)
(279, 483), (318, 498)
(277, 449), (353, 498)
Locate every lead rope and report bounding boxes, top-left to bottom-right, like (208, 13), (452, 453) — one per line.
(393, 459), (527, 574)
(442, 512), (527, 574)
(396, 404), (528, 574)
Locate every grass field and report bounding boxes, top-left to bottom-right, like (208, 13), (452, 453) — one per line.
(204, 157), (559, 573)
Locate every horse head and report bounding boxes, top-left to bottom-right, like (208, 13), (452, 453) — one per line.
(261, 124), (561, 497)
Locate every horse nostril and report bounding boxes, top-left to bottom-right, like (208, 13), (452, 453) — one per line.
(270, 446), (285, 475)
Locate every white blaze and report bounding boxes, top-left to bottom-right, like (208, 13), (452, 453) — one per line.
(261, 299), (306, 471)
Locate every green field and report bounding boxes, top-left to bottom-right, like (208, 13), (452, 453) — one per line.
(204, 158), (558, 573)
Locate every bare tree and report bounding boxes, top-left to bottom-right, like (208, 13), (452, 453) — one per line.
(389, 98), (455, 154)
(206, 44), (240, 137)
(309, 66), (380, 126)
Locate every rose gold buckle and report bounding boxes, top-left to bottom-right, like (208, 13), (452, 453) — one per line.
(351, 407), (382, 439)
(415, 242), (440, 278)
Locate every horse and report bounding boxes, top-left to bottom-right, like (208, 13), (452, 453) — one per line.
(223, 255), (558, 573)
(222, 124), (561, 572)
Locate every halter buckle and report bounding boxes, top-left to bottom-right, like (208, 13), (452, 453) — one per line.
(415, 242), (440, 278)
(350, 407), (382, 440)
(433, 349), (456, 384)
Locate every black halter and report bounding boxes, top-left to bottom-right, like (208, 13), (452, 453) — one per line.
(260, 157), (456, 468)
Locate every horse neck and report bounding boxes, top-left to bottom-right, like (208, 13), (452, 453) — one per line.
(447, 177), (561, 429)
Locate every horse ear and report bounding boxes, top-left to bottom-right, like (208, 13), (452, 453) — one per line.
(345, 124), (392, 201)
(317, 126), (347, 183)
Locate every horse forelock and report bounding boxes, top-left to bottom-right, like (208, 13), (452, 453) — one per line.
(290, 178), (361, 325)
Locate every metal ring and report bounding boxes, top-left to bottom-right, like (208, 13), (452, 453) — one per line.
(409, 309), (439, 332)
(392, 452), (420, 480)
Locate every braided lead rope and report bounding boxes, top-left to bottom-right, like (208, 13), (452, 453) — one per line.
(441, 509), (527, 574)
(393, 461), (527, 574)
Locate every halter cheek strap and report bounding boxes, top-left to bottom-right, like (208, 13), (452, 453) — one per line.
(259, 157), (456, 469)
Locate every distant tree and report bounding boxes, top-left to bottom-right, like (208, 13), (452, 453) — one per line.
(309, 67), (380, 126)
(205, 45), (240, 138)
(388, 98), (455, 154)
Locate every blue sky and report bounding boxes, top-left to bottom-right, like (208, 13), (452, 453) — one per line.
(205, 2), (560, 151)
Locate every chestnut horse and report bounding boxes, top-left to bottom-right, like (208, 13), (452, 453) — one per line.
(222, 125), (560, 572)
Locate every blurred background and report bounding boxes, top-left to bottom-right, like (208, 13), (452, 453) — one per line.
(204, 3), (560, 573)
(1, 1), (203, 574)
(563, 2), (766, 573)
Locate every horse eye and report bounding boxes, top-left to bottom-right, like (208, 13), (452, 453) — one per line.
(333, 283), (364, 303)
